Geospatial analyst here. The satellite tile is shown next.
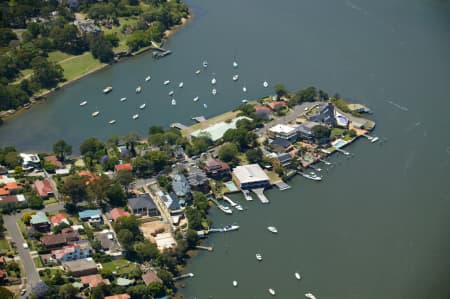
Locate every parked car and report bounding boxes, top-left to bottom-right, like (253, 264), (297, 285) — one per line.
(22, 243), (28, 249)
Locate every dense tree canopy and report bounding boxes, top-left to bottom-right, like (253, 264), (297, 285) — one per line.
(53, 139), (72, 161)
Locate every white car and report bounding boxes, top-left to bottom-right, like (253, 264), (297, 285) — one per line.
(22, 242), (28, 249)
(304, 107), (309, 111)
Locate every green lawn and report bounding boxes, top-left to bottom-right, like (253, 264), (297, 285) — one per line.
(102, 259), (138, 274)
(59, 52), (105, 81)
(266, 171), (281, 184)
(16, 220), (26, 236)
(48, 51), (73, 63)
(330, 128), (345, 139)
(0, 239), (10, 251)
(44, 197), (58, 206)
(102, 17), (140, 52)
(33, 256), (43, 268)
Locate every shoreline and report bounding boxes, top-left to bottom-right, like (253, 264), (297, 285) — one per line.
(0, 13), (193, 123)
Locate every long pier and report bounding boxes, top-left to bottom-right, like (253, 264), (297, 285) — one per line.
(170, 123), (188, 130)
(252, 188), (269, 203)
(195, 245), (213, 251)
(173, 273), (194, 281)
(192, 116), (207, 123)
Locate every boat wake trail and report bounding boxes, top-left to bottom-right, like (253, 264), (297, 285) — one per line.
(405, 121), (422, 132)
(345, 0), (362, 11)
(386, 100), (409, 112)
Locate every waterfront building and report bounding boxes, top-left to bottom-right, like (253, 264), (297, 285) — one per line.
(268, 124), (298, 141)
(307, 102), (336, 126)
(142, 271), (162, 286)
(204, 158), (230, 179)
(20, 153), (40, 170)
(269, 137), (293, 153)
(187, 167), (210, 193)
(296, 120), (320, 140)
(276, 153), (293, 167)
(267, 100), (287, 111)
(172, 174), (191, 197)
(232, 164), (270, 190)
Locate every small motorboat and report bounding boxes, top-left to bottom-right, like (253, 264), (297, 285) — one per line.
(163, 80), (170, 85)
(171, 99), (177, 106)
(179, 82), (184, 88)
(193, 96), (199, 102)
(202, 60), (208, 68)
(136, 86), (142, 93)
(256, 253), (263, 261)
(212, 88), (217, 96)
(242, 86), (247, 92)
(139, 104), (146, 109)
(120, 97), (127, 102)
(195, 69), (201, 75)
(267, 226), (278, 234)
(211, 78), (216, 85)
(79, 101), (87, 106)
(305, 293), (317, 299)
(233, 280), (238, 287)
(203, 103), (208, 109)
(300, 172), (322, 181)
(232, 74), (239, 81)
(233, 61), (238, 68)
(268, 288), (276, 296)
(108, 120), (116, 124)
(235, 205), (243, 211)
(145, 76), (151, 82)
(92, 111), (100, 117)
(169, 90), (175, 96)
(241, 99), (248, 103)
(263, 81), (269, 88)
(103, 86), (112, 94)
(371, 137), (379, 143)
(295, 272), (301, 280)
(132, 114), (139, 120)
(223, 224), (239, 232)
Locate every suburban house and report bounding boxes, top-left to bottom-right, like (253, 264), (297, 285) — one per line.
(158, 191), (183, 216)
(172, 174), (191, 198)
(276, 153), (293, 167)
(187, 167), (209, 193)
(50, 213), (69, 227)
(105, 294), (131, 299)
(254, 106), (271, 120)
(267, 100), (287, 111)
(62, 258), (98, 277)
(33, 179), (54, 198)
(0, 176), (21, 196)
(232, 164), (271, 190)
(40, 227), (79, 249)
(78, 209), (102, 224)
(43, 156), (63, 168)
(204, 158), (230, 179)
(109, 208), (130, 221)
(142, 271), (162, 286)
(0, 194), (26, 206)
(114, 163), (132, 173)
(296, 121), (320, 140)
(78, 170), (98, 185)
(74, 19), (101, 34)
(0, 165), (7, 175)
(127, 194), (159, 217)
(307, 102), (336, 126)
(269, 137), (293, 153)
(20, 153), (40, 170)
(80, 274), (110, 288)
(51, 241), (92, 262)
(268, 124), (298, 141)
(30, 211), (51, 231)
(94, 230), (121, 254)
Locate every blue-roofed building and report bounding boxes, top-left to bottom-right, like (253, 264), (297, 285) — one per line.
(78, 209), (102, 223)
(30, 211), (51, 231)
(172, 174), (191, 197)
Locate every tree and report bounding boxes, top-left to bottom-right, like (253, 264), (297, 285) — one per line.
(148, 126), (164, 136)
(114, 170), (133, 191)
(106, 183), (126, 207)
(52, 24), (87, 55)
(274, 83), (288, 100)
(148, 282), (165, 297)
(58, 284), (78, 299)
(53, 139), (72, 161)
(192, 191), (208, 214)
(186, 229), (199, 249)
(134, 240), (159, 262)
(90, 35), (114, 63)
(218, 143), (239, 163)
(60, 175), (87, 204)
(29, 196), (44, 209)
(0, 287), (14, 299)
(31, 56), (64, 89)
(80, 137), (106, 162)
(184, 206), (203, 230)
(0, 28), (17, 47)
(312, 125), (330, 140)
(4, 151), (21, 168)
(87, 175), (112, 207)
(246, 148), (263, 163)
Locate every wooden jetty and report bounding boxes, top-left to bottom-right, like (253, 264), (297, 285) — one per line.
(173, 273), (194, 281)
(195, 245), (213, 251)
(170, 123), (187, 130)
(192, 116), (207, 123)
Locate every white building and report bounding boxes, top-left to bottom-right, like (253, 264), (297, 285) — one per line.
(51, 241), (92, 262)
(268, 124), (298, 140)
(232, 164), (270, 190)
(20, 153), (40, 170)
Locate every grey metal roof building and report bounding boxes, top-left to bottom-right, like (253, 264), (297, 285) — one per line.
(172, 174), (190, 197)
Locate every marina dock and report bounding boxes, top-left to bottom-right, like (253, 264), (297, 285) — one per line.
(336, 148), (351, 156)
(275, 181), (291, 191)
(195, 245), (213, 251)
(319, 159), (331, 165)
(222, 195), (237, 206)
(192, 116), (207, 123)
(209, 198), (232, 214)
(173, 273), (194, 281)
(252, 188), (269, 203)
(170, 123), (188, 130)
(242, 190), (253, 201)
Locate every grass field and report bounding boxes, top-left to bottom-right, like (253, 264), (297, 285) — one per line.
(102, 17), (140, 52)
(266, 170), (281, 184)
(102, 259), (139, 274)
(182, 110), (240, 136)
(33, 257), (43, 268)
(59, 52), (106, 81)
(48, 51), (73, 63)
(0, 239), (10, 251)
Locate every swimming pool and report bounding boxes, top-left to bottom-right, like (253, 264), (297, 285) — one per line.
(224, 181), (238, 192)
(333, 139), (347, 148)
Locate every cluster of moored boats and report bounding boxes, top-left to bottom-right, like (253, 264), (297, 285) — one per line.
(79, 59), (270, 124)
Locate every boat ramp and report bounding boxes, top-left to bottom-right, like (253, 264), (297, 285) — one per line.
(252, 188), (269, 203)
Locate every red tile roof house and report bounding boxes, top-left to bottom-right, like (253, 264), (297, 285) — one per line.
(33, 179), (54, 198)
(50, 213), (69, 227)
(43, 156), (63, 168)
(78, 170), (98, 185)
(104, 294), (131, 299)
(267, 100), (287, 111)
(254, 106), (271, 120)
(110, 208), (130, 221)
(80, 274), (110, 288)
(40, 227), (79, 249)
(114, 163), (132, 173)
(0, 175), (21, 196)
(204, 158), (230, 179)
(142, 271), (162, 286)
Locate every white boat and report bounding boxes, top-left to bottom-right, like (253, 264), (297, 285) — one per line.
(163, 80), (170, 85)
(233, 280), (238, 287)
(212, 88), (217, 96)
(295, 272), (301, 280)
(120, 97), (127, 102)
(263, 81), (269, 88)
(145, 76), (151, 82)
(202, 60), (208, 68)
(171, 99), (177, 106)
(268, 289), (276, 296)
(132, 114), (139, 120)
(195, 69), (201, 75)
(223, 195), (237, 207)
(223, 224), (239, 232)
(139, 104), (146, 109)
(305, 293), (317, 299)
(267, 226), (278, 234)
(103, 86), (112, 94)
(233, 61), (238, 68)
(79, 101), (87, 106)
(300, 172), (322, 181)
(179, 82), (184, 88)
(235, 205), (243, 211)
(108, 120), (116, 124)
(203, 103), (208, 109)
(169, 90), (174, 96)
(136, 86), (142, 93)
(193, 96), (199, 102)
(256, 253), (263, 261)
(218, 204), (232, 214)
(92, 111), (100, 117)
(211, 78), (217, 85)
(232, 74), (239, 81)
(241, 99), (248, 103)
(371, 137), (379, 143)
(242, 86), (247, 92)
